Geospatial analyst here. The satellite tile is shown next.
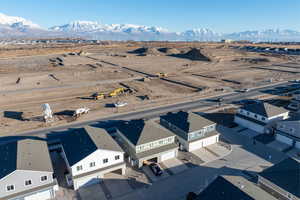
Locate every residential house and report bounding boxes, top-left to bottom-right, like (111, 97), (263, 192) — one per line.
(258, 158), (300, 200)
(116, 119), (178, 168)
(234, 102), (289, 133)
(287, 91), (300, 110)
(191, 175), (276, 200)
(275, 115), (300, 148)
(0, 139), (57, 200)
(58, 126), (125, 190)
(160, 111), (219, 152)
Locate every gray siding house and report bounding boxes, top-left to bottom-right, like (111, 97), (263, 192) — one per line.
(0, 139), (57, 200)
(160, 111), (219, 152)
(275, 115), (300, 149)
(116, 119), (178, 168)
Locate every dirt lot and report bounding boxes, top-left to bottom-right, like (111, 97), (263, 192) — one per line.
(1, 42), (300, 135)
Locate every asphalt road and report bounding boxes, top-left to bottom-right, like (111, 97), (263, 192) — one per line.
(5, 80), (293, 139)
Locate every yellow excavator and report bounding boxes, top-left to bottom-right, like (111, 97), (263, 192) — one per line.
(108, 88), (125, 97)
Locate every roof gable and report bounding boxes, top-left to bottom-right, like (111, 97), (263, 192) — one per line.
(117, 120), (174, 145)
(259, 158), (300, 198)
(242, 102), (288, 118)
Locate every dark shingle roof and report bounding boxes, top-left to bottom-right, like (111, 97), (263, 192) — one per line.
(242, 102), (288, 118)
(61, 126), (123, 166)
(259, 158), (300, 198)
(0, 139), (53, 180)
(196, 176), (254, 200)
(117, 120), (175, 146)
(161, 111), (215, 133)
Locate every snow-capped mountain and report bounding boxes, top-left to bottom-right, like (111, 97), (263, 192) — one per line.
(225, 29), (300, 42)
(0, 12), (40, 29)
(49, 21), (168, 34)
(0, 12), (300, 41)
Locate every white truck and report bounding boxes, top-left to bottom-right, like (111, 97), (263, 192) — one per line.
(73, 107), (90, 118)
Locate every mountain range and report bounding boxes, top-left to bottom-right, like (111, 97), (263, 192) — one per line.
(1, 12), (300, 42)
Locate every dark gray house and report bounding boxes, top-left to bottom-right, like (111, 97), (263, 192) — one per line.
(160, 111), (219, 152)
(116, 119), (178, 168)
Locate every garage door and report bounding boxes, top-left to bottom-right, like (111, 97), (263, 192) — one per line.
(161, 150), (176, 161)
(203, 136), (218, 147)
(189, 140), (203, 152)
(24, 190), (51, 200)
(75, 177), (101, 190)
(234, 117), (264, 133)
(276, 134), (293, 145)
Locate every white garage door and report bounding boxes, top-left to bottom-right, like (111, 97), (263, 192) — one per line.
(161, 150), (176, 161)
(202, 136), (218, 147)
(189, 140), (203, 152)
(75, 177), (101, 190)
(276, 134), (293, 145)
(24, 190), (51, 200)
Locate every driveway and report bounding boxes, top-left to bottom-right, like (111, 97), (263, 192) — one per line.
(78, 184), (107, 200)
(191, 148), (218, 163)
(103, 173), (133, 198)
(267, 140), (291, 152)
(142, 165), (170, 182)
(161, 158), (188, 174)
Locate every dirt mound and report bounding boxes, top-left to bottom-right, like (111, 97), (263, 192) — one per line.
(129, 47), (161, 56)
(171, 48), (211, 61)
(158, 47), (180, 55)
(233, 57), (270, 64)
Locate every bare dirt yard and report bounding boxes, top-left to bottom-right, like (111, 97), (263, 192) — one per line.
(1, 42), (299, 135)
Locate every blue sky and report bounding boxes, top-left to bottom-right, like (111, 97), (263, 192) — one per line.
(1, 0), (300, 33)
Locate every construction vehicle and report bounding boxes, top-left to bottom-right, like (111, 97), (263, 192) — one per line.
(108, 88), (125, 97)
(156, 72), (168, 78)
(91, 92), (105, 100)
(73, 107), (90, 118)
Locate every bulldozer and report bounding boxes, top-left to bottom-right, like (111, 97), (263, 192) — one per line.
(108, 88), (125, 97)
(91, 92), (105, 100)
(156, 72), (168, 78)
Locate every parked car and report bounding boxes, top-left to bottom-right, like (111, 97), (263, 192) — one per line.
(238, 88), (250, 93)
(149, 163), (163, 176)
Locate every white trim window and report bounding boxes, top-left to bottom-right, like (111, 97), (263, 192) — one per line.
(115, 155), (120, 160)
(103, 158), (108, 164)
(90, 162), (96, 167)
(6, 184), (15, 192)
(25, 179), (32, 186)
(77, 165), (83, 171)
(41, 175), (48, 182)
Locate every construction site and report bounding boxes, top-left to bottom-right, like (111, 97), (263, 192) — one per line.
(1, 41), (300, 135)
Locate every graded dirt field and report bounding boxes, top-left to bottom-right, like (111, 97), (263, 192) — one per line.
(1, 42), (300, 135)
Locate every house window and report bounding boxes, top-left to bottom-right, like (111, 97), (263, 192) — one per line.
(254, 115), (257, 118)
(115, 155), (120, 160)
(159, 140), (163, 145)
(77, 165), (83, 171)
(90, 162), (96, 167)
(262, 117), (266, 121)
(103, 158), (108, 164)
(6, 185), (14, 191)
(25, 180), (32, 186)
(41, 176), (48, 182)
(290, 128), (295, 133)
(247, 112), (250, 115)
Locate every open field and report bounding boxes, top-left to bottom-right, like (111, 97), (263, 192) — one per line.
(1, 42), (300, 135)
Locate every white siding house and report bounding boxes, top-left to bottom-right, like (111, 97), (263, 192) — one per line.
(275, 115), (300, 148)
(234, 102), (289, 134)
(58, 126), (125, 190)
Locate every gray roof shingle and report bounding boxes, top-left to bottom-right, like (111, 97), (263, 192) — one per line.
(242, 102), (288, 118)
(0, 139), (53, 180)
(259, 158), (300, 198)
(161, 111), (215, 133)
(117, 120), (175, 146)
(60, 126), (123, 166)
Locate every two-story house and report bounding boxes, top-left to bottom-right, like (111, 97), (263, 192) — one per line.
(116, 119), (178, 168)
(0, 139), (57, 200)
(275, 115), (300, 148)
(160, 111), (219, 152)
(58, 126), (125, 190)
(234, 102), (289, 133)
(258, 158), (300, 200)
